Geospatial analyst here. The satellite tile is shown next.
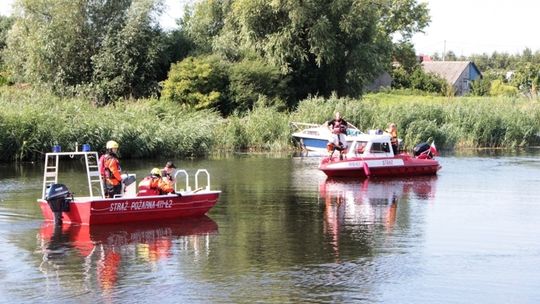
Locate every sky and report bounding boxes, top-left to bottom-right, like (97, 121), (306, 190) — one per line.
(1, 0), (539, 56)
(412, 0), (540, 56)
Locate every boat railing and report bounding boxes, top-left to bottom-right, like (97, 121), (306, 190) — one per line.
(291, 121), (363, 134)
(174, 170), (191, 192)
(195, 169), (211, 191)
(173, 169), (213, 193)
(290, 122), (322, 131)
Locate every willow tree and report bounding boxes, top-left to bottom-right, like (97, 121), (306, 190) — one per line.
(184, 0), (429, 100)
(5, 0), (165, 104)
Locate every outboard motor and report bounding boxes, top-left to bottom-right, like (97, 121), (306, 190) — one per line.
(45, 184), (72, 225)
(413, 142), (432, 158)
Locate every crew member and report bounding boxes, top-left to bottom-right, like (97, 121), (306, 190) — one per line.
(385, 123), (399, 155)
(327, 112), (348, 160)
(161, 161), (177, 186)
(99, 140), (123, 198)
(138, 168), (174, 196)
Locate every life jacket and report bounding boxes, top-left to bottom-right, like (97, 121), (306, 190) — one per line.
(137, 176), (161, 196)
(386, 129), (398, 145)
(100, 153), (122, 185)
(98, 154), (107, 178)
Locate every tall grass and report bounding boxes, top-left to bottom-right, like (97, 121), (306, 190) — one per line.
(1, 87), (539, 161)
(214, 106), (291, 151)
(291, 93), (540, 150)
(0, 87), (224, 161)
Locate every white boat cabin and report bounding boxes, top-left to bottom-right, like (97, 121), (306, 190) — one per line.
(345, 132), (395, 158)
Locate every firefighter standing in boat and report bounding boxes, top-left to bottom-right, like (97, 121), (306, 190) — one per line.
(99, 140), (123, 198)
(385, 123), (399, 155)
(327, 112), (348, 160)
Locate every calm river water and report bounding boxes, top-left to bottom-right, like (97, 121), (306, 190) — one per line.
(1, 151), (540, 303)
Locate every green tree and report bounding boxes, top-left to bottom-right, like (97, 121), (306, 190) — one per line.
(393, 41), (418, 72)
(90, 0), (165, 103)
(161, 55), (230, 113)
(5, 0), (92, 90)
(489, 79), (518, 97)
(392, 66), (445, 94)
(182, 0), (230, 55)
(184, 0), (430, 101)
(443, 50), (457, 61)
(0, 15), (14, 52)
(410, 69), (445, 93)
(0, 15), (14, 85)
(5, 0), (167, 103)
(511, 62), (540, 97)
(229, 58), (291, 112)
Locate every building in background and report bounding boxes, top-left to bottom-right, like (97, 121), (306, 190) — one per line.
(421, 61), (482, 95)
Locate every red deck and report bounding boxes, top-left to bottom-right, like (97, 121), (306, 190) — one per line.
(38, 192), (220, 225)
(319, 154), (441, 178)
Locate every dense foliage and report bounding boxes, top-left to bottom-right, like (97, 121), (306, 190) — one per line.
(182, 0), (429, 103)
(1, 87), (539, 161)
(0, 0), (430, 110)
(4, 0), (167, 104)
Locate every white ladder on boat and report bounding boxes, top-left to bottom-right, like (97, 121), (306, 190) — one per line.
(42, 154), (59, 199)
(84, 152), (105, 198)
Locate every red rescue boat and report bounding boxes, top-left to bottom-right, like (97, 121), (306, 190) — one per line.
(37, 148), (220, 225)
(319, 133), (441, 178)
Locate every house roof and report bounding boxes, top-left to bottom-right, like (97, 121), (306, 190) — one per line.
(421, 61), (481, 85)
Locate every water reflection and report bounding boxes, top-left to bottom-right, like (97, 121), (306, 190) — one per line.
(319, 177), (437, 258)
(37, 217), (217, 294)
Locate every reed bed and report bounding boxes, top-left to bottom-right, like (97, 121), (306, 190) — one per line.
(292, 94), (540, 150)
(0, 88), (224, 161)
(1, 87), (539, 161)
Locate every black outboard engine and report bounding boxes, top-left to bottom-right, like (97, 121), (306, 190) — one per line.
(413, 142), (431, 157)
(45, 184), (72, 225)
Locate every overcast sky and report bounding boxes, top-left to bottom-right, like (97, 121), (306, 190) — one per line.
(1, 0), (539, 56)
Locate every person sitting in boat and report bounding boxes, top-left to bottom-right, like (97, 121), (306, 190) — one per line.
(385, 123), (399, 155)
(161, 161), (177, 186)
(138, 168), (175, 196)
(326, 112), (348, 159)
(99, 140), (123, 198)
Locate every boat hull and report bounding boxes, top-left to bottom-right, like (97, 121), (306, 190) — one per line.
(319, 156), (440, 178)
(292, 135), (330, 152)
(38, 191), (220, 225)
(292, 134), (359, 153)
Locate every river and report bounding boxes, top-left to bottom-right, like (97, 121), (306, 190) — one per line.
(1, 151), (540, 303)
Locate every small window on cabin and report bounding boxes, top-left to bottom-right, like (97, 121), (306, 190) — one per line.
(370, 142), (390, 153)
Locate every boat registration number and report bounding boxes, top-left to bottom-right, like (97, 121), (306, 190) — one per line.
(109, 199), (173, 212)
(382, 159), (394, 165)
(347, 160), (394, 167)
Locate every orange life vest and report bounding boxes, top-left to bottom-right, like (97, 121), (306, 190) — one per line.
(138, 176), (174, 196)
(99, 154), (122, 186)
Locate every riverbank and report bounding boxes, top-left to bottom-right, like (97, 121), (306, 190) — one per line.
(1, 87), (539, 161)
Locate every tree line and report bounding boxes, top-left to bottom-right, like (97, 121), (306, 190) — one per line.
(0, 0), (430, 114)
(1, 0), (537, 112)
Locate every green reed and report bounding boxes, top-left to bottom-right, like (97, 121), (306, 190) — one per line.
(1, 87), (539, 161)
(0, 87), (223, 161)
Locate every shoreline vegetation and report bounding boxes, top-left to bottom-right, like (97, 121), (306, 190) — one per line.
(2, 1), (540, 163)
(1, 87), (539, 162)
